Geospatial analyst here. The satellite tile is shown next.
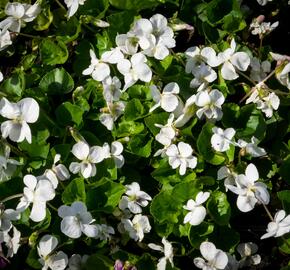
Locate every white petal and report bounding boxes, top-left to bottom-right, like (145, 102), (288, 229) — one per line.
(38, 235), (58, 257)
(69, 162), (81, 174)
(18, 98), (39, 123)
(24, 174), (37, 190)
(237, 195), (257, 212)
(82, 224), (99, 237)
(111, 141), (123, 156)
(245, 164), (259, 182)
(0, 98), (19, 119)
(71, 142), (89, 161)
(89, 146), (105, 163)
(161, 95), (179, 112)
(221, 61), (238, 80)
(214, 250), (228, 269)
(163, 82), (180, 94)
(231, 52), (250, 71)
(61, 216), (82, 238)
(30, 201), (47, 222)
(184, 206), (206, 226)
(200, 242), (217, 261)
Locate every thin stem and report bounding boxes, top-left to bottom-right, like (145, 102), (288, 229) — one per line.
(1, 139), (27, 158)
(12, 32), (42, 39)
(237, 70), (256, 86)
(55, 0), (66, 10)
(0, 193), (23, 204)
(170, 49), (186, 67)
(261, 203), (274, 221)
(259, 37), (263, 58)
(47, 202), (58, 212)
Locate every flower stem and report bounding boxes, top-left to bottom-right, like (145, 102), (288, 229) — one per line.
(11, 32), (42, 39)
(0, 193), (23, 204)
(55, 0), (66, 10)
(47, 202), (58, 212)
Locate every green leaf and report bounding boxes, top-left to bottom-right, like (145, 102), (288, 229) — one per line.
(128, 134), (153, 157)
(145, 112), (169, 136)
(197, 122), (225, 165)
(207, 191), (231, 226)
(114, 121), (144, 137)
(55, 102), (84, 126)
(136, 254), (155, 270)
(277, 190), (290, 212)
(34, 4), (53, 31)
(86, 179), (125, 213)
(39, 68), (74, 94)
(39, 38), (68, 65)
(150, 189), (180, 224)
(1, 71), (25, 97)
(109, 0), (159, 10)
(85, 254), (113, 270)
(55, 17), (81, 43)
(206, 0), (235, 25)
(188, 222), (215, 248)
(124, 98), (145, 121)
(62, 178), (86, 204)
(26, 247), (42, 269)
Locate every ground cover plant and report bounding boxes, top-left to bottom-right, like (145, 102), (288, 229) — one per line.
(0, 0), (290, 269)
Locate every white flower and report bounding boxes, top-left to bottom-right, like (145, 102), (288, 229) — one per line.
(226, 164), (270, 212)
(121, 214), (151, 242)
(189, 63), (217, 90)
(261, 210), (290, 239)
(95, 224), (115, 241)
(69, 141), (104, 178)
(0, 72), (3, 82)
(119, 182), (152, 214)
(58, 201), (98, 239)
(16, 175), (55, 222)
(0, 2), (41, 32)
(276, 62), (290, 89)
(142, 14), (176, 60)
(0, 27), (12, 51)
(0, 208), (20, 231)
(37, 234), (68, 270)
(44, 154), (70, 188)
(150, 82), (181, 113)
(101, 47), (124, 64)
(99, 101), (126, 131)
(250, 57), (271, 82)
(102, 76), (122, 102)
(237, 137), (266, 157)
(155, 113), (176, 147)
(82, 49), (110, 82)
(217, 39), (250, 80)
(194, 241), (228, 270)
(174, 95), (196, 128)
(165, 142), (197, 175)
(117, 53), (152, 90)
(67, 254), (89, 270)
(0, 145), (21, 183)
(250, 18), (279, 36)
(65, 0), (86, 18)
(237, 242), (261, 268)
(211, 127), (236, 152)
(0, 97), (39, 143)
(102, 141), (125, 168)
(217, 166), (237, 191)
(0, 226), (21, 258)
(185, 46), (220, 74)
(256, 92), (280, 118)
(183, 191), (210, 226)
(195, 89), (225, 120)
(148, 238), (174, 270)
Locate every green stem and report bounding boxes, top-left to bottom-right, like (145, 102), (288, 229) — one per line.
(1, 139), (27, 158)
(12, 32), (42, 39)
(47, 202), (58, 212)
(0, 193), (23, 203)
(55, 0), (66, 10)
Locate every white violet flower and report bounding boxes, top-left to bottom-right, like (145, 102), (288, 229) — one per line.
(148, 238), (174, 270)
(183, 191), (210, 226)
(58, 201), (98, 239)
(226, 163), (270, 212)
(67, 254), (89, 270)
(165, 142), (197, 175)
(194, 241), (228, 270)
(121, 214), (151, 242)
(69, 141), (104, 178)
(261, 210), (290, 239)
(211, 127), (236, 152)
(237, 137), (266, 157)
(102, 141), (125, 168)
(37, 234), (68, 270)
(65, 0), (86, 18)
(0, 97), (39, 144)
(16, 174), (55, 222)
(119, 182), (152, 214)
(150, 82), (181, 113)
(195, 89), (225, 120)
